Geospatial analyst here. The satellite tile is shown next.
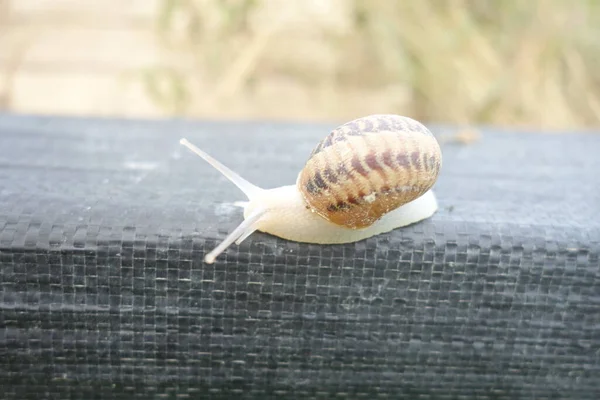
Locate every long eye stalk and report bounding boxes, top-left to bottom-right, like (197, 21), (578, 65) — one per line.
(180, 138), (263, 200)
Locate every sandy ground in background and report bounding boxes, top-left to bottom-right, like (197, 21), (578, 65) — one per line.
(0, 0), (407, 123)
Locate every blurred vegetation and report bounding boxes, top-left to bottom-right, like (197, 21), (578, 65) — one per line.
(144, 0), (600, 128)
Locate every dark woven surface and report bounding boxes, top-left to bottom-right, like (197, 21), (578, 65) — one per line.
(0, 113), (599, 399)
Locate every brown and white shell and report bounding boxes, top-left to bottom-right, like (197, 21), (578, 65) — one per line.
(296, 114), (442, 229)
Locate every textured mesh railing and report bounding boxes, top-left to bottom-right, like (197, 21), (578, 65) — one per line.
(0, 114), (599, 399)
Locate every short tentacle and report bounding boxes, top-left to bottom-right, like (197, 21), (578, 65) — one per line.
(203, 208), (266, 264)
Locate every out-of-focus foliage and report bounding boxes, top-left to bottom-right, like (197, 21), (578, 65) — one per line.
(145, 0), (600, 128)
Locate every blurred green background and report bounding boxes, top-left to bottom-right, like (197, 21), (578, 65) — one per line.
(1, 0), (599, 129)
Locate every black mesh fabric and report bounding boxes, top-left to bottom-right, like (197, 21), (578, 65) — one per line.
(0, 113), (599, 399)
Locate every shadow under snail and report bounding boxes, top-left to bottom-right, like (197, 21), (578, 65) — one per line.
(180, 114), (442, 264)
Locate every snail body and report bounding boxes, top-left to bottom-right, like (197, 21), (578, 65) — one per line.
(180, 114), (442, 264)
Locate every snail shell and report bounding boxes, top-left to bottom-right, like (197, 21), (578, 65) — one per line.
(297, 115), (442, 229)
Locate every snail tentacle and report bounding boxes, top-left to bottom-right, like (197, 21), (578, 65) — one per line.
(179, 138), (263, 200)
(203, 207), (266, 264)
(180, 138), (268, 263)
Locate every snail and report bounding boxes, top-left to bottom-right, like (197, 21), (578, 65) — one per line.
(180, 114), (442, 264)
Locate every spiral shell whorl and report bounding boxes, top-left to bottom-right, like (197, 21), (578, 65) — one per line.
(297, 114), (442, 229)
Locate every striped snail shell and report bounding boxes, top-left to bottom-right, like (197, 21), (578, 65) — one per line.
(297, 115), (442, 229)
(179, 114), (442, 264)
